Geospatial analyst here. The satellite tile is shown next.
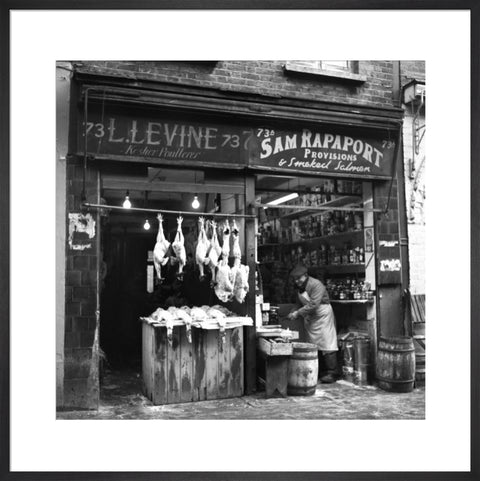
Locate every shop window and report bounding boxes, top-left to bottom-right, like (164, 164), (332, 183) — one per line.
(255, 174), (377, 350)
(255, 174), (371, 304)
(284, 60), (367, 83)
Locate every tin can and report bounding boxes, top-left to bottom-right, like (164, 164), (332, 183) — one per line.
(342, 340), (355, 382)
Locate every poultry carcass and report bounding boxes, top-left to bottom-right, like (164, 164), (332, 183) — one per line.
(206, 220), (221, 286)
(215, 222), (234, 303)
(208, 307), (227, 345)
(150, 307), (175, 346)
(233, 259), (250, 304)
(149, 307), (165, 322)
(229, 219), (242, 285)
(231, 219), (242, 258)
(171, 216), (187, 280)
(220, 220), (231, 260)
(211, 305), (233, 317)
(178, 305), (191, 315)
(207, 307), (227, 321)
(190, 306), (207, 323)
(169, 307), (193, 343)
(229, 220), (250, 304)
(195, 217), (210, 281)
(153, 214), (171, 281)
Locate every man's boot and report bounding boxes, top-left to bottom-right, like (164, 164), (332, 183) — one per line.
(320, 351), (338, 383)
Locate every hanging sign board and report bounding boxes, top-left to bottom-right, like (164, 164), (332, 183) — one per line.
(78, 108), (253, 169)
(377, 239), (402, 284)
(248, 126), (396, 179)
(78, 107), (396, 179)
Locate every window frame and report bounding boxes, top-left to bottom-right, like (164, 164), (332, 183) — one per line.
(284, 60), (367, 83)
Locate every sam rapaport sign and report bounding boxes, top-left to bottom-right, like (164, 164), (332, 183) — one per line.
(79, 109), (396, 179)
(251, 127), (396, 178)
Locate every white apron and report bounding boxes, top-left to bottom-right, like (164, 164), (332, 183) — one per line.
(298, 291), (338, 352)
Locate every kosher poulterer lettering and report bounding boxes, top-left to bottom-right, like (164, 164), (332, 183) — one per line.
(80, 110), (396, 179)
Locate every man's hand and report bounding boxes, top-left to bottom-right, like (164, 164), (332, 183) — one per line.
(287, 311), (298, 321)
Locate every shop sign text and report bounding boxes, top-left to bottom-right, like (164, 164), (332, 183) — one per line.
(79, 107), (396, 179)
(80, 112), (252, 167)
(253, 128), (395, 178)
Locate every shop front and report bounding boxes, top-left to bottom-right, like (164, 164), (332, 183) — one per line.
(60, 72), (405, 409)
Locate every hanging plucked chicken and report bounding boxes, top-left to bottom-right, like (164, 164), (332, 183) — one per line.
(171, 216), (187, 280)
(215, 220), (234, 303)
(195, 217), (210, 281)
(153, 214), (171, 282)
(206, 220), (222, 287)
(230, 219), (250, 304)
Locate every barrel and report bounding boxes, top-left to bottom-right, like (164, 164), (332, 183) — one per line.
(353, 337), (370, 386)
(376, 336), (416, 393)
(287, 342), (318, 396)
(415, 351), (426, 386)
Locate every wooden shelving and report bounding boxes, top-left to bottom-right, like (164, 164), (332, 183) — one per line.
(325, 263), (365, 275)
(279, 195), (361, 220)
(330, 299), (374, 304)
(258, 229), (363, 248)
(257, 262), (365, 274)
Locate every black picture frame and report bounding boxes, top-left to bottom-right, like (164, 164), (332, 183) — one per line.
(1, 2), (478, 481)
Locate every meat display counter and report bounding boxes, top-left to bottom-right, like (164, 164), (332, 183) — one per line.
(140, 315), (253, 405)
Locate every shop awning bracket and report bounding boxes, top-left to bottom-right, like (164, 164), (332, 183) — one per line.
(82, 202), (257, 219)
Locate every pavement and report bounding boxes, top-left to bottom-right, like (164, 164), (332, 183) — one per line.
(57, 368), (425, 420)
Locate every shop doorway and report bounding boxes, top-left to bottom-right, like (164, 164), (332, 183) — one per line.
(98, 165), (247, 384)
(255, 174), (378, 362)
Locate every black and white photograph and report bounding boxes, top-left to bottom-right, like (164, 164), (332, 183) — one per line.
(3, 7), (476, 479)
(55, 60), (427, 420)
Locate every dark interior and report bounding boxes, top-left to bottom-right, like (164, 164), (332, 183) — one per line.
(99, 165), (245, 371)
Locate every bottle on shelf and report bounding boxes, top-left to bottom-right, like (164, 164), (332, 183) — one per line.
(326, 277), (368, 301)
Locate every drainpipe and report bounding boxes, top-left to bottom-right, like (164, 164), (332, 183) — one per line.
(393, 61), (412, 336)
(393, 61), (401, 108)
(56, 61), (73, 408)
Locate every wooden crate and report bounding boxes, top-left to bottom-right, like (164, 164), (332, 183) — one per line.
(257, 337), (293, 356)
(142, 321), (245, 405)
(256, 338), (294, 398)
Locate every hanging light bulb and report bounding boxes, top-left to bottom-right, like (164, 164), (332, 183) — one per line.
(123, 190), (132, 209)
(143, 219), (151, 230)
(192, 194), (200, 209)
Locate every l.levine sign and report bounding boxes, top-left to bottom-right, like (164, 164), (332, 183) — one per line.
(79, 110), (396, 179)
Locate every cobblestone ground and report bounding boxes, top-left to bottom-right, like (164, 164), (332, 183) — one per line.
(57, 369), (425, 420)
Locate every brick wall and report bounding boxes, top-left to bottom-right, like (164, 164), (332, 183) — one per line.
(400, 61), (425, 295)
(400, 61), (426, 85)
(78, 60), (396, 107)
(63, 158), (100, 409)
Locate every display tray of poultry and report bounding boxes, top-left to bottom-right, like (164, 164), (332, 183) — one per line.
(140, 316), (253, 329)
(140, 317), (186, 326)
(140, 304), (253, 330)
(192, 317), (254, 330)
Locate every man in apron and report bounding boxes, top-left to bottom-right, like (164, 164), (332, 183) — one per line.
(287, 265), (338, 383)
